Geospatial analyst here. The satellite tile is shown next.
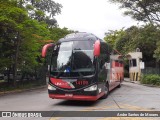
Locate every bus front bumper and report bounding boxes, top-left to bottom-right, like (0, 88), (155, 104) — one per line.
(49, 92), (104, 101)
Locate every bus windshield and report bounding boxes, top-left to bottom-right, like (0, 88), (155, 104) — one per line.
(50, 40), (95, 78)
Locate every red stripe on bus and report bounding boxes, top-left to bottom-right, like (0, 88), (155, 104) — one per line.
(50, 78), (72, 89)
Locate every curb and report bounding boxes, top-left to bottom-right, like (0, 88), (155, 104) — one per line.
(141, 84), (160, 88)
(0, 85), (47, 96)
(124, 79), (160, 88)
(124, 79), (140, 84)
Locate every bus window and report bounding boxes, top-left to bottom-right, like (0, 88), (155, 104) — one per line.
(100, 42), (110, 69)
(115, 60), (119, 67)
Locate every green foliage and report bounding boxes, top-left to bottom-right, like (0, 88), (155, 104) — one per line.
(0, 0), (51, 85)
(135, 25), (160, 62)
(0, 0), (74, 86)
(104, 26), (139, 55)
(108, 0), (160, 62)
(19, 19), (50, 73)
(109, 0), (160, 26)
(0, 0), (28, 71)
(24, 0), (62, 27)
(115, 26), (139, 54)
(154, 41), (160, 61)
(104, 25), (160, 62)
(104, 28), (125, 48)
(140, 74), (160, 86)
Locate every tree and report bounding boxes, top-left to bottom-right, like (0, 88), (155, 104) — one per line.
(104, 28), (125, 48)
(109, 0), (160, 26)
(0, 0), (51, 86)
(24, 0), (62, 27)
(19, 20), (51, 81)
(104, 25), (160, 67)
(154, 41), (160, 61)
(115, 26), (139, 54)
(0, 0), (28, 85)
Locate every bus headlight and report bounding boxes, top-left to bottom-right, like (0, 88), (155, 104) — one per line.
(84, 85), (97, 91)
(48, 84), (56, 90)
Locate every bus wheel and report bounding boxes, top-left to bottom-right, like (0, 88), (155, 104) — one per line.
(101, 83), (109, 99)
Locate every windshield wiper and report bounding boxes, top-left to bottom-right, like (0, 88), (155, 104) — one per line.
(56, 65), (72, 78)
(77, 71), (83, 78)
(56, 71), (63, 78)
(56, 65), (66, 78)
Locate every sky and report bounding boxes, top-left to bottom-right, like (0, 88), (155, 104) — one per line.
(54, 0), (139, 39)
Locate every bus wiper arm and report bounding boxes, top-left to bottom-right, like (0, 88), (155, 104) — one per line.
(56, 65), (72, 78)
(77, 71), (83, 78)
(56, 71), (63, 78)
(56, 66), (66, 78)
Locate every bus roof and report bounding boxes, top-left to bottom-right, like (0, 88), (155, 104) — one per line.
(57, 32), (105, 43)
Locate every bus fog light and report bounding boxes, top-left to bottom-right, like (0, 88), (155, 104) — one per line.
(48, 84), (56, 90)
(84, 85), (97, 91)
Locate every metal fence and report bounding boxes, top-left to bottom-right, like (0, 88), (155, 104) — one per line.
(141, 67), (160, 75)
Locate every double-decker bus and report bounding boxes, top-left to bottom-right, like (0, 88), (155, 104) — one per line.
(42, 32), (124, 101)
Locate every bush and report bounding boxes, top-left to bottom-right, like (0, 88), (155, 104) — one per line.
(140, 74), (160, 86)
(141, 74), (160, 85)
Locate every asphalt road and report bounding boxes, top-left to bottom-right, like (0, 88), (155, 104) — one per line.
(0, 81), (160, 120)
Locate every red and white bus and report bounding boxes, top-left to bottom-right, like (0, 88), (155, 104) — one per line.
(42, 32), (124, 101)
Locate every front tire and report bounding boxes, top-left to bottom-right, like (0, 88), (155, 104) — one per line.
(101, 83), (109, 99)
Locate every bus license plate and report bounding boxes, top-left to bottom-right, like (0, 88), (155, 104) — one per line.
(65, 94), (73, 97)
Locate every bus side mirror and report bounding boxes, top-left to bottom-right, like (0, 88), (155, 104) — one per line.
(42, 43), (54, 58)
(94, 40), (100, 56)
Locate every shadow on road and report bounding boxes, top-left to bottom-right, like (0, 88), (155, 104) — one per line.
(51, 83), (127, 107)
(53, 99), (103, 107)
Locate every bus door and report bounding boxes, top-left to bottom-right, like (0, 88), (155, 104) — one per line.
(109, 60), (118, 89)
(105, 62), (113, 91)
(97, 58), (107, 94)
(97, 42), (110, 93)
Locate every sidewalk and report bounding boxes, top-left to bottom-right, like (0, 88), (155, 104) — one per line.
(124, 77), (160, 88)
(124, 77), (140, 84)
(0, 85), (47, 96)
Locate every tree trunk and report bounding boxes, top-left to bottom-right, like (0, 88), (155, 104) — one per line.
(7, 67), (11, 84)
(13, 32), (21, 87)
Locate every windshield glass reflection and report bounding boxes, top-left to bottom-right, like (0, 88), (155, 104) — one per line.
(51, 40), (95, 77)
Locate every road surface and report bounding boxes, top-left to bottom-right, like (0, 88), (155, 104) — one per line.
(0, 81), (160, 120)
